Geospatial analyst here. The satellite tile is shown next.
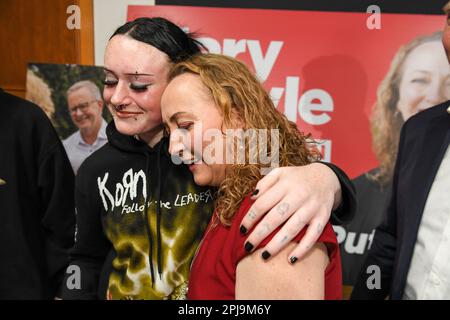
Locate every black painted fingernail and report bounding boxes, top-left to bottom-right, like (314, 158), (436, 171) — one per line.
(262, 251), (271, 260)
(244, 242), (254, 252)
(240, 225), (247, 234)
(251, 189), (259, 196)
(290, 256), (298, 264)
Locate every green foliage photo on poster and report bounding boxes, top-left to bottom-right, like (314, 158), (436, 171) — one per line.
(26, 63), (111, 140)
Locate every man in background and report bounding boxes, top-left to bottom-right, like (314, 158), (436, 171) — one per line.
(63, 80), (107, 174)
(0, 88), (75, 299)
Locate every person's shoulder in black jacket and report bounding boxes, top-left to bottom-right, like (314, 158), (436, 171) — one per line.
(0, 89), (75, 299)
(350, 101), (450, 300)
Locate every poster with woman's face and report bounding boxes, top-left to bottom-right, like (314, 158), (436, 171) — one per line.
(128, 5), (448, 178)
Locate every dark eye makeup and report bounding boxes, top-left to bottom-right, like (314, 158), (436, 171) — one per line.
(102, 79), (118, 86)
(129, 83), (151, 91)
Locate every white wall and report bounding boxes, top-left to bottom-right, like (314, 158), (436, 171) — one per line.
(93, 0), (155, 66)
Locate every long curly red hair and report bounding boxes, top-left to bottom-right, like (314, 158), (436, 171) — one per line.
(168, 54), (320, 226)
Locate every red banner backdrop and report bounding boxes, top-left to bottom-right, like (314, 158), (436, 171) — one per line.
(128, 5), (444, 178)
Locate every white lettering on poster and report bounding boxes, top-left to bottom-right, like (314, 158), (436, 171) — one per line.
(197, 37), (283, 82)
(191, 32), (336, 161)
(314, 139), (332, 163)
(270, 77), (334, 125)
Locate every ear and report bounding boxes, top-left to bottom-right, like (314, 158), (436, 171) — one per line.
(230, 108), (245, 129)
(220, 109), (245, 133)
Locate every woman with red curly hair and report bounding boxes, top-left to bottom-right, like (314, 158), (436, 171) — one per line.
(162, 54), (342, 299)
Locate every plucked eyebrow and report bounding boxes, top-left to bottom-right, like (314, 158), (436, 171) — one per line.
(103, 67), (116, 75)
(124, 72), (154, 77)
(408, 70), (432, 74)
(103, 68), (154, 77)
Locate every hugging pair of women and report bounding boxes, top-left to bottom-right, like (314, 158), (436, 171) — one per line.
(63, 17), (348, 300)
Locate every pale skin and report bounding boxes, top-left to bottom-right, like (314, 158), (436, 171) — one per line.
(103, 35), (342, 263)
(162, 73), (330, 298)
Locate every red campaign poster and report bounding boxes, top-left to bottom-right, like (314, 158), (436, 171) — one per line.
(128, 5), (444, 178)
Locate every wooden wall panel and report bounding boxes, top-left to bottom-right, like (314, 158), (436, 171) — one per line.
(77, 0), (95, 65)
(0, 0), (94, 98)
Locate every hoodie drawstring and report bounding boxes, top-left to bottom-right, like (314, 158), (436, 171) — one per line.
(156, 142), (163, 280)
(108, 123), (165, 290)
(143, 154), (156, 288)
(142, 142), (164, 287)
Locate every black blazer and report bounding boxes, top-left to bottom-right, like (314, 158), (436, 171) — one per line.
(351, 101), (450, 300)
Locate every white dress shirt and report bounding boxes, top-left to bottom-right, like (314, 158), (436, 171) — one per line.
(63, 120), (108, 174)
(403, 144), (450, 299)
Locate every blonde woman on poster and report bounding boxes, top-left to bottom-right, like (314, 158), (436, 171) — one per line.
(342, 31), (450, 287)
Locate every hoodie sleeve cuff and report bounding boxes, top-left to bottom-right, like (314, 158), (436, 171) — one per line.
(315, 161), (357, 225)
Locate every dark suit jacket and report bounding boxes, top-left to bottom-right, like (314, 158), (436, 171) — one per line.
(351, 101), (450, 300)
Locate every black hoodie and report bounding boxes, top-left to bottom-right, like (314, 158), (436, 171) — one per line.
(62, 121), (356, 300)
(0, 89), (75, 299)
(62, 121), (214, 300)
